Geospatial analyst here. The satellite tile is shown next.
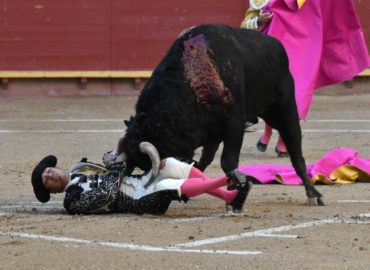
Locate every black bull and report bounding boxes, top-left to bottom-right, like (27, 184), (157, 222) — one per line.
(119, 24), (323, 205)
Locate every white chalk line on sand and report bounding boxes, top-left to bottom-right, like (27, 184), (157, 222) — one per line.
(0, 205), (64, 210)
(0, 119), (123, 122)
(300, 129), (370, 133)
(2, 199), (370, 219)
(0, 129), (123, 133)
(0, 207), (260, 255)
(0, 206), (292, 239)
(0, 118), (369, 133)
(0, 118), (369, 123)
(308, 119), (370, 123)
(337, 200), (370, 203)
(2, 211), (370, 255)
(175, 212), (370, 248)
(0, 202), (63, 210)
(1, 129), (370, 134)
(0, 230), (260, 256)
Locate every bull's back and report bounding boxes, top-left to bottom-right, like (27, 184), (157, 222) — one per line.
(180, 25), (291, 115)
(185, 24), (289, 82)
(134, 24), (292, 151)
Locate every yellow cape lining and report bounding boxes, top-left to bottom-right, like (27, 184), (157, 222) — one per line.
(274, 165), (370, 185)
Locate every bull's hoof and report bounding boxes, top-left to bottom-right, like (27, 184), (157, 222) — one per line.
(307, 197), (325, 206)
(317, 197), (325, 206)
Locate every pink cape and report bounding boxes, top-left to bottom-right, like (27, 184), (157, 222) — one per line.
(262, 0), (370, 119)
(238, 147), (370, 185)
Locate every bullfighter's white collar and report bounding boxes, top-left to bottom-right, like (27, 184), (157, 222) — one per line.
(64, 175), (78, 191)
(249, 0), (270, 10)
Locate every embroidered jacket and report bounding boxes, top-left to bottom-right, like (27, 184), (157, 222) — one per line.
(63, 162), (180, 215)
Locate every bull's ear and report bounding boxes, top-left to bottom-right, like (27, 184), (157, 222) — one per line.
(124, 116), (135, 127)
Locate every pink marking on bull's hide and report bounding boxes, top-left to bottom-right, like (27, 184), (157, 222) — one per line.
(182, 34), (232, 109)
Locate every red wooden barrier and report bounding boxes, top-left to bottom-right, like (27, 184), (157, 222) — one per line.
(0, 0), (368, 73)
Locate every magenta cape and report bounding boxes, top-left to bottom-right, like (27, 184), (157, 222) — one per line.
(238, 147), (370, 185)
(262, 0), (370, 119)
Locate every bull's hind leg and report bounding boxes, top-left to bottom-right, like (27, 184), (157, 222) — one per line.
(265, 76), (324, 206)
(283, 125), (322, 205)
(266, 109), (324, 206)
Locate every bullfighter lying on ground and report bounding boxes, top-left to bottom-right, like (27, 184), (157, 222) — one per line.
(31, 142), (252, 215)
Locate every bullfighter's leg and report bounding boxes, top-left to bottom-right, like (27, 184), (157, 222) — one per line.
(155, 175), (251, 213)
(257, 124), (288, 157)
(188, 166), (241, 202)
(196, 143), (220, 171)
(157, 158), (246, 202)
(178, 176), (252, 213)
(275, 135), (288, 157)
(256, 123), (273, 152)
(180, 176), (234, 201)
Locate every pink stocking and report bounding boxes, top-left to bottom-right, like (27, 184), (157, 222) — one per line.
(260, 124), (273, 145)
(276, 136), (287, 152)
(181, 167), (237, 203)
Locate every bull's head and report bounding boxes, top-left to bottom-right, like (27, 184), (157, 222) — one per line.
(105, 141), (160, 189)
(117, 115), (158, 173)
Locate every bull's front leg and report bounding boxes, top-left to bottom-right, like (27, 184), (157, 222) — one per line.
(220, 120), (245, 174)
(196, 143), (220, 171)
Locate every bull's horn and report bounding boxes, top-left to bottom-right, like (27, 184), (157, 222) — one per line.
(139, 142), (160, 188)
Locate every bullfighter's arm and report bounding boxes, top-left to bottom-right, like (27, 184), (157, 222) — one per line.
(240, 6), (273, 31)
(240, 8), (260, 30)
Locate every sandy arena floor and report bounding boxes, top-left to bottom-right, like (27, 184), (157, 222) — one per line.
(0, 89), (369, 270)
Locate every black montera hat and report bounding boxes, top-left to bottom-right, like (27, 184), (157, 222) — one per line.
(31, 155), (57, 203)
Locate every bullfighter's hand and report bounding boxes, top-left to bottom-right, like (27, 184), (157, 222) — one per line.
(102, 150), (118, 166)
(257, 12), (273, 27)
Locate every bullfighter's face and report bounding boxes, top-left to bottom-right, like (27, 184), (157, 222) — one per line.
(42, 167), (70, 193)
